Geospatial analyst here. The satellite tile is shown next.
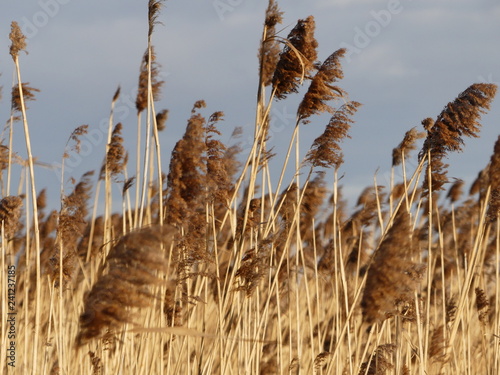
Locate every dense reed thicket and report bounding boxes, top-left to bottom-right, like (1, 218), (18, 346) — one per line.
(1, 1), (499, 374)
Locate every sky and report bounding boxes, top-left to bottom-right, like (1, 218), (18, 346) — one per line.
(0, 0), (499, 210)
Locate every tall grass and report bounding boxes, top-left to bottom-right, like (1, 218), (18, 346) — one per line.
(1, 1), (499, 374)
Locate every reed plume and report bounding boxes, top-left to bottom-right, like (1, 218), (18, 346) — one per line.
(50, 171), (93, 286)
(103, 122), (126, 180)
(9, 21), (27, 58)
(298, 48), (346, 122)
(258, 0), (283, 87)
(487, 135), (500, 220)
(419, 83), (497, 195)
(0, 195), (23, 240)
(272, 15), (318, 99)
(76, 226), (174, 346)
(136, 47), (164, 113)
(361, 210), (424, 324)
(148, 0), (164, 37)
(358, 344), (396, 375)
(235, 241), (272, 297)
(392, 127), (425, 167)
(446, 178), (464, 203)
(156, 109), (169, 131)
(11, 83), (40, 114)
(164, 101), (207, 226)
(475, 287), (490, 326)
(305, 101), (361, 169)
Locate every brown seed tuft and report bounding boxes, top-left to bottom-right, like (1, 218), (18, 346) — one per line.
(361, 210), (423, 324)
(419, 83), (497, 196)
(9, 21), (27, 59)
(475, 287), (490, 325)
(0, 196), (23, 240)
(76, 226), (175, 346)
(272, 16), (318, 99)
(298, 48), (347, 122)
(258, 0), (284, 87)
(487, 135), (500, 220)
(135, 47), (164, 113)
(392, 127), (425, 167)
(156, 109), (169, 131)
(305, 101), (361, 169)
(358, 344), (396, 375)
(11, 83), (40, 114)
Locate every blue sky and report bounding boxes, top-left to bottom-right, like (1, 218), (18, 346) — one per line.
(1, 0), (499, 208)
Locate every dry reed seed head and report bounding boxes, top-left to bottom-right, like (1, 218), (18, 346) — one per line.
(428, 325), (448, 364)
(88, 351), (102, 375)
(475, 287), (490, 325)
(421, 117), (434, 132)
(9, 21), (27, 59)
(112, 85), (121, 103)
(0, 196), (23, 240)
(105, 123), (126, 180)
(446, 178), (464, 203)
(272, 15), (318, 99)
(361, 210), (422, 324)
(122, 177), (135, 196)
(235, 242), (271, 297)
(487, 135), (500, 220)
(156, 109), (169, 131)
(64, 125), (89, 158)
(392, 127), (426, 167)
(11, 83), (40, 113)
(305, 101), (361, 169)
(419, 84), (497, 196)
(298, 48), (347, 122)
(313, 352), (331, 371)
(165, 102), (207, 225)
(148, 0), (164, 37)
(469, 167), (489, 196)
(164, 283), (183, 327)
(358, 344), (396, 375)
(76, 226), (174, 346)
(135, 47), (164, 113)
(390, 182), (407, 202)
(52, 171), (94, 285)
(264, 0), (283, 28)
(37, 188), (47, 210)
(0, 145), (10, 171)
(259, 0), (283, 86)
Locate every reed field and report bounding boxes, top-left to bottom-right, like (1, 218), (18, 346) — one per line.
(1, 1), (500, 374)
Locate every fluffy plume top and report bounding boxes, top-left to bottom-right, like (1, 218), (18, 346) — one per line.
(447, 178), (464, 203)
(135, 47), (164, 113)
(358, 344), (396, 375)
(259, 0), (283, 87)
(9, 21), (27, 59)
(165, 101), (207, 225)
(305, 101), (361, 169)
(148, 0), (164, 37)
(298, 48), (346, 122)
(419, 83), (497, 195)
(156, 109), (169, 131)
(76, 226), (174, 346)
(63, 125), (89, 159)
(11, 83), (40, 113)
(0, 196), (23, 240)
(104, 123), (126, 180)
(51, 171), (93, 286)
(361, 210), (424, 324)
(392, 127), (425, 167)
(272, 15), (318, 99)
(487, 135), (500, 220)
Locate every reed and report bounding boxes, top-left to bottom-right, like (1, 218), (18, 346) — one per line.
(1, 1), (499, 374)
